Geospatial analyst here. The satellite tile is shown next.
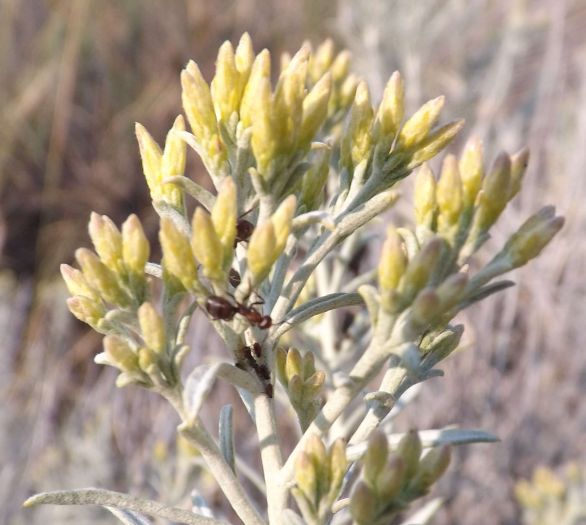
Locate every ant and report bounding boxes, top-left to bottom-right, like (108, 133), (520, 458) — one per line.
(237, 342), (273, 397)
(228, 268), (241, 288)
(205, 295), (272, 329)
(234, 208), (255, 247)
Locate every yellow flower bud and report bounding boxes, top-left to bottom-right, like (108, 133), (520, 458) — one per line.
(211, 41), (240, 123)
(328, 439), (347, 497)
(181, 61), (217, 144)
(161, 115), (186, 208)
(295, 451), (318, 503)
(376, 456), (406, 502)
(378, 227), (407, 291)
(302, 351), (316, 378)
(67, 295), (105, 326)
(121, 214), (150, 276)
(235, 33), (254, 90)
(103, 335), (139, 372)
(138, 346), (160, 374)
(271, 195), (296, 254)
(240, 50), (271, 129)
(341, 81), (374, 170)
(285, 348), (303, 380)
(503, 207), (564, 268)
(474, 152), (512, 232)
(88, 212), (123, 273)
(251, 77), (278, 175)
(276, 347), (288, 386)
(159, 218), (198, 291)
(303, 371), (325, 398)
(408, 119), (465, 168)
(299, 72), (332, 147)
(135, 123), (163, 199)
(436, 154), (463, 230)
(459, 137), (484, 207)
(61, 264), (98, 300)
(509, 147), (530, 200)
(75, 248), (129, 307)
(414, 163), (437, 228)
(309, 38), (334, 83)
(375, 71), (404, 140)
(331, 50), (351, 83)
(247, 221), (277, 284)
(138, 302), (166, 354)
(412, 446), (451, 492)
(399, 95), (445, 149)
(191, 208), (225, 281)
(211, 178), (237, 259)
(338, 73), (359, 109)
(401, 237), (444, 300)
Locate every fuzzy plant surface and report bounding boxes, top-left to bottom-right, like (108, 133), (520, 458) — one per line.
(24, 35), (564, 525)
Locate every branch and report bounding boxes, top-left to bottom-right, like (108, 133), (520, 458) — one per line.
(23, 488), (222, 525)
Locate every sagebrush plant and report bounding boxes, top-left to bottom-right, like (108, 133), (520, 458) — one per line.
(24, 34), (563, 525)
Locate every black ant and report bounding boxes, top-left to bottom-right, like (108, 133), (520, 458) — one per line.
(228, 268), (241, 288)
(234, 208), (256, 247)
(205, 295), (272, 329)
(238, 342), (273, 397)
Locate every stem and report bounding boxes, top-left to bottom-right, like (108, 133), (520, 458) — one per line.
(167, 390), (267, 525)
(253, 393), (285, 525)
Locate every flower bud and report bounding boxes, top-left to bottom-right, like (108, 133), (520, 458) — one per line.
(138, 346), (160, 375)
(341, 81), (374, 170)
(271, 196), (296, 254)
(247, 221), (277, 283)
(211, 178), (237, 261)
(138, 302), (166, 354)
(437, 154), (463, 230)
(331, 50), (351, 83)
(378, 227), (407, 292)
(401, 237), (444, 300)
(240, 50), (271, 129)
(396, 429), (422, 481)
(350, 481), (377, 525)
(159, 218), (198, 291)
(67, 295), (105, 326)
(136, 123), (163, 199)
(407, 119), (465, 168)
(276, 347), (288, 386)
(436, 272), (468, 310)
(75, 248), (129, 307)
(235, 33), (254, 88)
(474, 152), (512, 232)
(309, 39), (334, 83)
(121, 214), (150, 276)
(399, 96), (444, 149)
(211, 41), (240, 123)
(376, 455), (406, 502)
(301, 146), (331, 211)
(328, 439), (347, 498)
(103, 335), (139, 372)
(300, 73), (332, 147)
(412, 446), (451, 492)
(375, 71), (404, 140)
(509, 147), (530, 200)
(414, 163), (437, 228)
(459, 137), (484, 207)
(295, 451), (318, 504)
(88, 213), (123, 273)
(303, 371), (325, 398)
(285, 347), (303, 380)
(161, 115), (186, 208)
(302, 351), (316, 378)
(61, 264), (98, 300)
(251, 77), (278, 175)
(181, 61), (217, 144)
(410, 288), (441, 326)
(191, 208), (225, 281)
(363, 430), (389, 486)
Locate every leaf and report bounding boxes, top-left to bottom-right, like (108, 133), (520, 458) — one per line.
(164, 175), (216, 211)
(461, 280), (515, 307)
(23, 488), (220, 524)
(219, 405), (236, 473)
(183, 363), (223, 422)
(398, 497), (443, 525)
(388, 428), (499, 448)
(105, 507), (153, 525)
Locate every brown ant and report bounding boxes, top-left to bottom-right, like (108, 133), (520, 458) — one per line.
(234, 208), (255, 247)
(205, 295), (272, 329)
(228, 268), (241, 288)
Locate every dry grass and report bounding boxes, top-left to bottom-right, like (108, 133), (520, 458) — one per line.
(1, 1), (584, 524)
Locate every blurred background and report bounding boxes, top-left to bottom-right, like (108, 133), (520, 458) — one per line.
(1, 0), (585, 523)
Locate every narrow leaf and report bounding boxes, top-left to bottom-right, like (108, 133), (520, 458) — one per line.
(219, 405), (236, 473)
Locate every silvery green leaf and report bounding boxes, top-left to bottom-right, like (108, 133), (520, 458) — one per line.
(105, 506), (152, 525)
(163, 175), (215, 211)
(219, 405), (235, 473)
(183, 363), (223, 422)
(398, 498), (443, 525)
(397, 227), (420, 260)
(388, 428), (499, 448)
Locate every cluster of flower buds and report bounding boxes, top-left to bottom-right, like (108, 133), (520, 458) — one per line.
(276, 348), (325, 430)
(339, 73), (464, 201)
(176, 34), (355, 201)
(293, 434), (347, 524)
(515, 464), (585, 525)
(95, 301), (182, 388)
(61, 213), (150, 329)
(350, 430), (451, 525)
